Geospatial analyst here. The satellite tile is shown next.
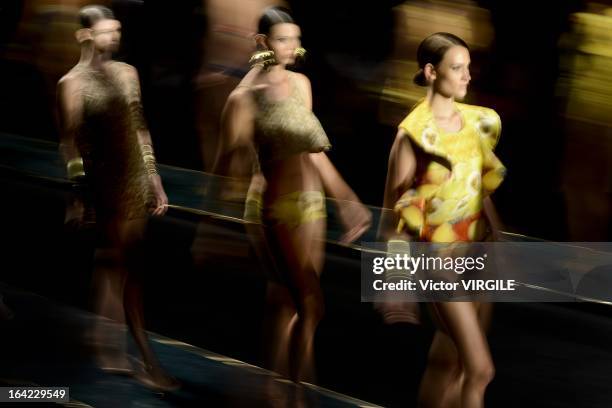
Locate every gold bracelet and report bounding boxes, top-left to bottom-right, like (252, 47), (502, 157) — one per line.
(140, 144), (158, 174)
(249, 50), (276, 69)
(244, 190), (263, 223)
(144, 159), (157, 173)
(66, 157), (85, 180)
(141, 144), (154, 154)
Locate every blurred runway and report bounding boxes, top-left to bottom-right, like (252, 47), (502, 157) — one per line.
(1, 133), (612, 407)
(0, 283), (381, 408)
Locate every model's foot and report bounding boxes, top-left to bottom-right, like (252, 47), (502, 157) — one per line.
(88, 326), (133, 375)
(96, 354), (134, 376)
(133, 363), (180, 393)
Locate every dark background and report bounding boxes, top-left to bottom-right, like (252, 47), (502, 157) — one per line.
(3, 0), (609, 241)
(2, 1), (612, 407)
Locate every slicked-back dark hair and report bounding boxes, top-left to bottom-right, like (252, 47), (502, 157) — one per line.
(413, 32), (469, 86)
(79, 5), (115, 29)
(257, 6), (295, 35)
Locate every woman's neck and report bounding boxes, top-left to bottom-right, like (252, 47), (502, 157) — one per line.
(426, 90), (456, 119)
(265, 64), (288, 84)
(78, 44), (112, 70)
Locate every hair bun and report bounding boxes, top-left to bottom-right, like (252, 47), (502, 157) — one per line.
(413, 68), (427, 87)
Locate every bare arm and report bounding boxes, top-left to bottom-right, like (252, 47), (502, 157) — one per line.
(213, 84), (269, 223)
(213, 88), (258, 179)
(309, 152), (359, 202)
(57, 76), (89, 227)
(307, 151), (371, 243)
(212, 65), (267, 191)
(214, 79), (278, 276)
(121, 65), (168, 215)
(483, 196), (504, 241)
(57, 76), (84, 179)
(378, 129), (417, 241)
(121, 65), (155, 147)
(383, 129), (416, 208)
(294, 74), (371, 241)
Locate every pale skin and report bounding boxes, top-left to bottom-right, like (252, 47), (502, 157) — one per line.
(215, 22), (371, 384)
(57, 18), (175, 391)
(383, 45), (498, 408)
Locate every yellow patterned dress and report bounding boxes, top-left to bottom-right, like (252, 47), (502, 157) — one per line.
(395, 99), (506, 243)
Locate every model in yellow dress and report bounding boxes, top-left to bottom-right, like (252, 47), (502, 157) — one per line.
(395, 99), (505, 242)
(380, 32), (505, 407)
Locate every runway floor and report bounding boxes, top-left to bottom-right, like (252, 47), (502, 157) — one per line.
(0, 283), (381, 408)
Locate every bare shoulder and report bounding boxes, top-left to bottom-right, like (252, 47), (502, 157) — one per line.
(226, 86), (255, 113)
(58, 66), (81, 85)
(291, 72), (311, 92)
(292, 72), (311, 85)
(394, 128), (410, 144)
(110, 61), (137, 75)
(110, 62), (139, 86)
(228, 86), (250, 103)
(57, 70), (83, 95)
(393, 128), (417, 154)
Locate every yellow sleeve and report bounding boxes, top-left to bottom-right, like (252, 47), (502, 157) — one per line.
(477, 108), (501, 151)
(478, 108), (505, 194)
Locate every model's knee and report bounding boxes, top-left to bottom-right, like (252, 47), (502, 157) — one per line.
(299, 295), (325, 325)
(464, 360), (495, 389)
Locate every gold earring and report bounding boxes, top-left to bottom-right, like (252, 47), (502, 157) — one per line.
(249, 50), (276, 69)
(294, 47), (307, 59)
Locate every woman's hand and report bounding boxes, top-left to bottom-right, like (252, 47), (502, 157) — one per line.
(148, 174), (168, 216)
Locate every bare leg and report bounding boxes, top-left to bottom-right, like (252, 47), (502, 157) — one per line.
(90, 223), (131, 373)
(244, 222), (298, 376)
(262, 281), (298, 377)
(261, 282), (298, 408)
(418, 329), (462, 408)
(419, 302), (494, 408)
(92, 248), (127, 324)
(121, 219), (179, 391)
(270, 218), (326, 384)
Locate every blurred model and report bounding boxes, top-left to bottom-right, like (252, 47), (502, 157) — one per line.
(57, 5), (176, 391)
(215, 6), (371, 383)
(382, 32), (505, 407)
(196, 0), (283, 171)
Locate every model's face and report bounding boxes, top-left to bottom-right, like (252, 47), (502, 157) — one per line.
(266, 23), (301, 66)
(91, 19), (121, 53)
(432, 45), (471, 100)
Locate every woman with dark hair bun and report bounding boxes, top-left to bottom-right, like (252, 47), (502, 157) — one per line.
(381, 32), (506, 407)
(214, 6), (371, 383)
